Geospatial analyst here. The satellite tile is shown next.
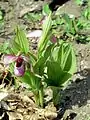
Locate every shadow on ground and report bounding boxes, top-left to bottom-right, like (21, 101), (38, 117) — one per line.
(49, 0), (70, 11)
(55, 68), (90, 119)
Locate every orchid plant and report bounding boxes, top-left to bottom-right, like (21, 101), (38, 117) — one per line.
(2, 5), (76, 107)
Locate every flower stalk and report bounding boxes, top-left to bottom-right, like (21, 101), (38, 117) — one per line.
(33, 87), (44, 107)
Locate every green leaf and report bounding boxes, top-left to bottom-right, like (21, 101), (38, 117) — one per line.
(19, 70), (41, 90)
(42, 4), (51, 15)
(63, 14), (72, 28)
(34, 44), (54, 75)
(62, 44), (71, 70)
(46, 60), (71, 86)
(38, 12), (52, 57)
(34, 57), (45, 75)
(19, 70), (44, 107)
(50, 43), (64, 65)
(0, 41), (9, 54)
(46, 61), (62, 86)
(24, 12), (42, 22)
(45, 42), (76, 87)
(0, 10), (3, 20)
(28, 51), (37, 66)
(9, 40), (21, 54)
(63, 44), (76, 74)
(51, 42), (76, 74)
(75, 0), (83, 5)
(58, 43), (64, 66)
(63, 14), (76, 34)
(15, 26), (29, 54)
(8, 26), (29, 54)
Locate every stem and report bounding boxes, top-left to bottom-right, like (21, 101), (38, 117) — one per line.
(28, 51), (37, 61)
(72, 19), (78, 34)
(39, 87), (44, 107)
(34, 91), (39, 106)
(34, 87), (44, 107)
(51, 87), (61, 106)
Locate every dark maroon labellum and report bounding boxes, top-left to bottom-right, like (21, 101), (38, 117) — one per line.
(16, 57), (23, 67)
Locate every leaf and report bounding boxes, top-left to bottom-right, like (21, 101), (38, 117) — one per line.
(42, 4), (51, 15)
(62, 44), (71, 70)
(63, 44), (76, 74)
(24, 12), (42, 22)
(63, 14), (76, 34)
(45, 42), (76, 87)
(50, 43), (64, 65)
(75, 0), (83, 5)
(19, 70), (44, 107)
(28, 51), (37, 66)
(63, 14), (72, 29)
(9, 40), (21, 54)
(0, 41), (9, 54)
(34, 44), (54, 75)
(57, 43), (64, 66)
(8, 27), (29, 54)
(38, 12), (52, 57)
(15, 26), (29, 54)
(33, 57), (45, 75)
(46, 61), (62, 86)
(19, 70), (41, 91)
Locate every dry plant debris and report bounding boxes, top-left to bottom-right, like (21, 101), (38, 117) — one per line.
(0, 84), (57, 120)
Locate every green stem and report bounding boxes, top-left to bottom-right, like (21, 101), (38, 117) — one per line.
(39, 87), (44, 107)
(34, 91), (39, 106)
(34, 88), (44, 107)
(28, 51), (37, 61)
(51, 87), (61, 106)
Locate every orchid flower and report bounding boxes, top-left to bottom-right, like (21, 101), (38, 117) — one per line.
(3, 54), (29, 77)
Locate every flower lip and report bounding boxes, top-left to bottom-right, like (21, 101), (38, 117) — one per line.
(14, 62), (25, 77)
(16, 57), (24, 67)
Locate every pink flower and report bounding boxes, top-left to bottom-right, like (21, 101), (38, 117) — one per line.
(3, 54), (28, 77)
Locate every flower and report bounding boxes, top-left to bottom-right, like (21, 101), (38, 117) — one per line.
(3, 54), (28, 77)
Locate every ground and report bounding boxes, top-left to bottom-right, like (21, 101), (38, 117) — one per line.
(0, 0), (90, 120)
